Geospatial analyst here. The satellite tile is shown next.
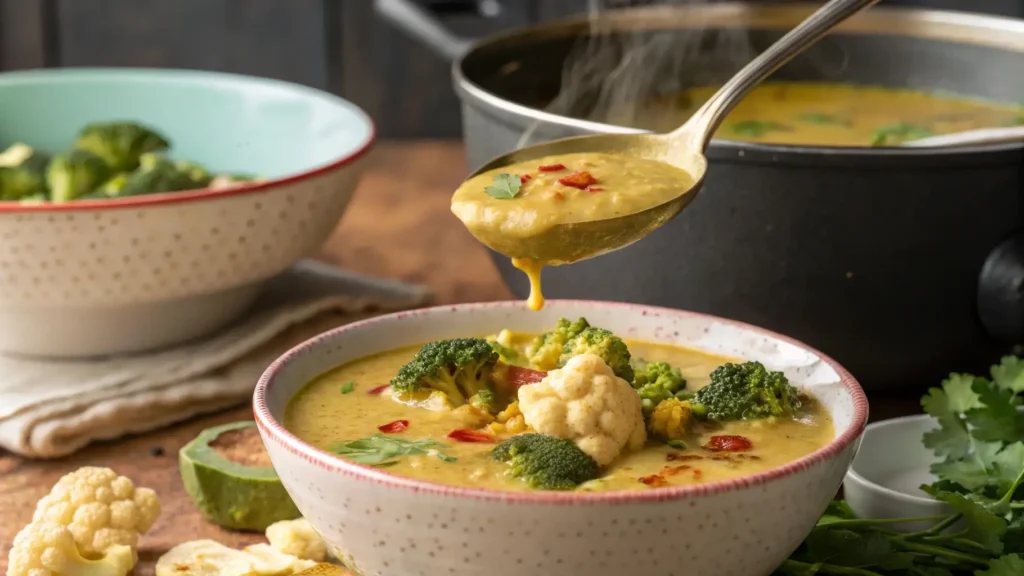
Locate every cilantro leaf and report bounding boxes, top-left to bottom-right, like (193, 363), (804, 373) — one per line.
(340, 381), (355, 394)
(966, 380), (1024, 444)
(977, 554), (1024, 576)
(729, 120), (792, 138)
(816, 500), (857, 526)
(484, 173), (522, 199)
(1004, 516), (1024, 555)
(799, 113), (851, 126)
(992, 442), (1024, 496)
(871, 122), (934, 146)
(991, 356), (1024, 393)
(937, 492), (1007, 553)
(800, 528), (914, 569)
(330, 434), (456, 466)
(931, 441), (1004, 491)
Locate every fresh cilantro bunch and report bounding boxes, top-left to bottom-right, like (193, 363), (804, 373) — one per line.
(774, 356), (1024, 576)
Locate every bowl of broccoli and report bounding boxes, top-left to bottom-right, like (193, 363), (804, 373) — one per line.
(0, 68), (374, 357)
(254, 299), (868, 576)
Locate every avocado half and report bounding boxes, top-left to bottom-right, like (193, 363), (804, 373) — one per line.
(179, 421), (301, 531)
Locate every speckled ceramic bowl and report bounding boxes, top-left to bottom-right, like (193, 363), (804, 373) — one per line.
(0, 68), (374, 357)
(254, 300), (868, 576)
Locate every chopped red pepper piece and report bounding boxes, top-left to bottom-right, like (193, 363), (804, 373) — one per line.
(703, 435), (753, 452)
(520, 174), (533, 184)
(558, 171), (598, 189)
(538, 163), (566, 172)
(378, 420), (409, 433)
(638, 474), (669, 487)
(586, 186), (604, 192)
(367, 384), (391, 395)
(447, 429), (495, 443)
(506, 365), (547, 389)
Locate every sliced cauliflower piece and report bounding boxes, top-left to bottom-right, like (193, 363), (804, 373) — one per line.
(244, 543), (317, 574)
(7, 521), (136, 576)
(265, 518), (327, 562)
(156, 540), (316, 576)
(155, 540), (254, 576)
(517, 353), (646, 466)
(30, 466), (161, 558)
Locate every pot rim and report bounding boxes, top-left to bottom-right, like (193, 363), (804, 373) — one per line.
(453, 2), (1024, 160)
(253, 299), (869, 505)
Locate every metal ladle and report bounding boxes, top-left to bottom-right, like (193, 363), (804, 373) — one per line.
(459, 0), (882, 265)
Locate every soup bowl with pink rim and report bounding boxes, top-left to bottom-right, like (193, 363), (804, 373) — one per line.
(253, 300), (868, 576)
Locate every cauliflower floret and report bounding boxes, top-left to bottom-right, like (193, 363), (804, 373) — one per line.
(31, 467), (161, 558)
(517, 353), (646, 466)
(7, 521), (136, 576)
(649, 398), (695, 441)
(265, 518), (327, 562)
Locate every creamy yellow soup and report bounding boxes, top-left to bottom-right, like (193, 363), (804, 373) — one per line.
(286, 339), (834, 493)
(451, 152), (695, 310)
(617, 81), (1023, 146)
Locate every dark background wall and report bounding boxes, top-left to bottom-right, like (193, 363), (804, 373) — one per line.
(0, 0), (1021, 138)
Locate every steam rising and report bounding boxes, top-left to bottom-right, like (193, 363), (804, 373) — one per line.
(518, 0), (849, 147)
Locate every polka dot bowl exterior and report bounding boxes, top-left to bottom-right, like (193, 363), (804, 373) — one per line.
(0, 68), (374, 357)
(254, 300), (869, 576)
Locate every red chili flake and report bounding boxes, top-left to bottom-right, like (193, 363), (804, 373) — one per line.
(703, 435), (753, 452)
(378, 420), (409, 433)
(448, 429), (495, 443)
(505, 365), (547, 389)
(662, 465), (692, 477)
(677, 454), (704, 461)
(538, 163), (566, 172)
(520, 174), (533, 184)
(367, 384), (391, 395)
(639, 474), (669, 488)
(586, 186), (604, 192)
(551, 191), (565, 201)
(692, 469), (703, 480)
(557, 171), (598, 189)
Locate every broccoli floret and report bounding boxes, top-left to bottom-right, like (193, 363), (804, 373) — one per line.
(491, 433), (599, 490)
(46, 150), (112, 202)
(526, 317), (591, 370)
(0, 166), (47, 201)
(390, 338), (499, 407)
(0, 143), (49, 175)
(633, 360), (687, 415)
(691, 361), (803, 422)
(175, 160), (213, 187)
(559, 326), (634, 382)
(116, 153), (208, 196)
(73, 122), (170, 172)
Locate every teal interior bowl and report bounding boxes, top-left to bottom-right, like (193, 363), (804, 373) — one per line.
(0, 68), (375, 357)
(0, 67), (374, 183)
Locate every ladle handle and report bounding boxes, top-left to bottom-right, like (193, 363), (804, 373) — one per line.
(675, 0), (882, 149)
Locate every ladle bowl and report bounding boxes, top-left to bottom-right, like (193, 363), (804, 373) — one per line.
(458, 0), (881, 264)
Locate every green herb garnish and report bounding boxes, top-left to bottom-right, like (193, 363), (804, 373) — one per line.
(667, 439), (688, 450)
(484, 173), (522, 199)
(728, 120), (792, 138)
(870, 123), (934, 146)
(799, 113), (851, 126)
(340, 381), (355, 394)
(775, 356), (1024, 575)
(330, 434), (457, 466)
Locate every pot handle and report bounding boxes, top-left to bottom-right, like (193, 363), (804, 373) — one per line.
(977, 231), (1024, 342)
(373, 0), (478, 61)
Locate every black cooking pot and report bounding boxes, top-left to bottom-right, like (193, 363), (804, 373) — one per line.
(376, 0), (1024, 392)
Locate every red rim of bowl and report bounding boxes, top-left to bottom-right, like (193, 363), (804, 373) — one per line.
(254, 299), (869, 505)
(0, 112), (375, 213)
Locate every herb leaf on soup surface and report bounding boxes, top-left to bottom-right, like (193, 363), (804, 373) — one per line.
(340, 381), (355, 394)
(798, 113), (852, 126)
(870, 122), (934, 146)
(728, 120), (792, 138)
(484, 173), (522, 199)
(773, 355), (1024, 576)
(330, 434), (457, 466)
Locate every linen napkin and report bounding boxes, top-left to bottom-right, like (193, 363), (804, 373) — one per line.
(0, 260), (433, 459)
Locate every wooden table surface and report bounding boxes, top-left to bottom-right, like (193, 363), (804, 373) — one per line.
(0, 140), (920, 573)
